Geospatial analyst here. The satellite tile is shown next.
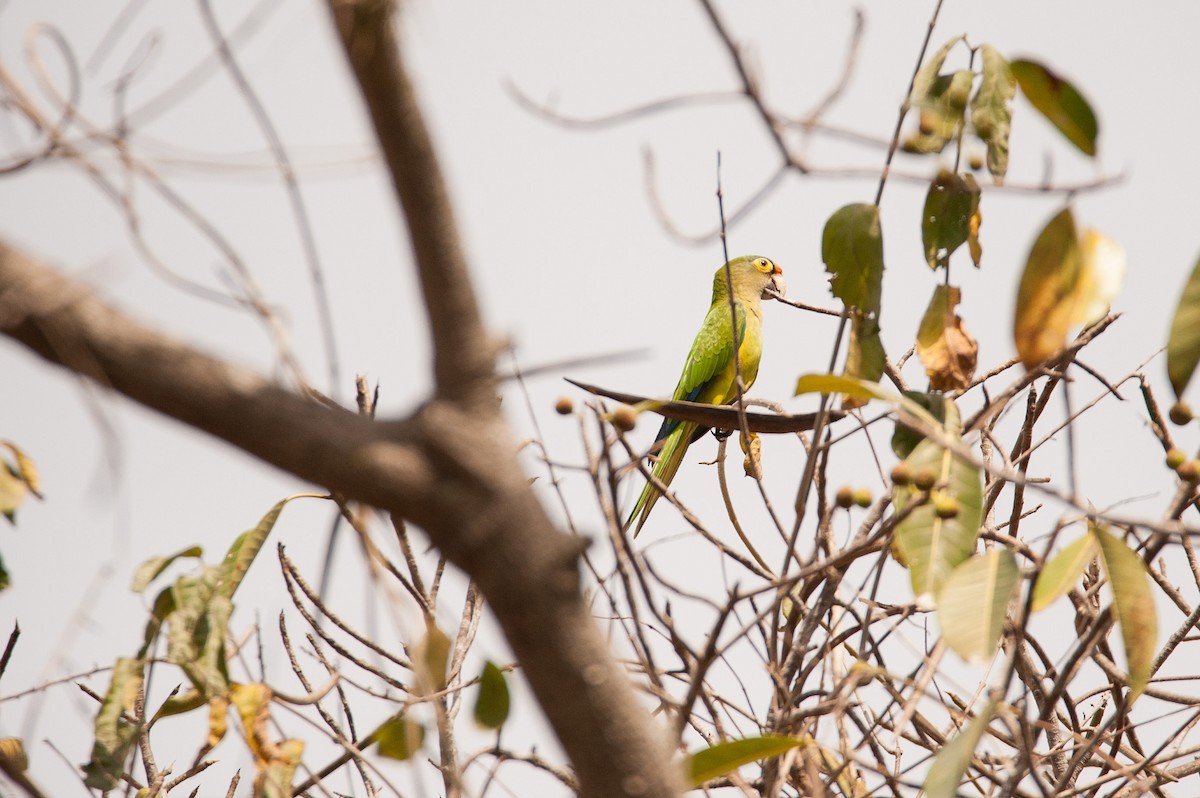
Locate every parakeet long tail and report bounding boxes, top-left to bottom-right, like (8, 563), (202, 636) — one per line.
(626, 421), (699, 536)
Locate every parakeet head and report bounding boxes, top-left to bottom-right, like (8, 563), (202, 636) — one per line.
(716, 256), (786, 301)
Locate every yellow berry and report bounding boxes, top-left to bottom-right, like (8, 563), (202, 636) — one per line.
(1166, 448), (1187, 470)
(554, 396), (574, 415)
(853, 488), (873, 508)
(1178, 460), (1200, 483)
(933, 495), (960, 519)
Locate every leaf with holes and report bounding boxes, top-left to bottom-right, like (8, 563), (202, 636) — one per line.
(969, 45), (1016, 180)
(922, 172), (981, 269)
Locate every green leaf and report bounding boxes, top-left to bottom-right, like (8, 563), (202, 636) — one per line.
(796, 373), (895, 404)
(1091, 524), (1157, 700)
(1032, 534), (1098, 612)
(922, 171), (981, 269)
(219, 498), (292, 600)
(150, 688), (206, 723)
(474, 661), (510, 729)
(937, 549), (1019, 661)
(84, 657), (144, 791)
(923, 700), (996, 798)
(1167, 252), (1200, 400)
(687, 735), (806, 788)
(894, 437), (982, 599)
(131, 546), (204, 593)
(138, 585), (177, 660)
(796, 375), (945, 440)
(821, 203), (886, 407)
(969, 45), (1016, 180)
(375, 714), (425, 761)
(415, 623), (452, 694)
(842, 313), (886, 408)
(1011, 58), (1098, 156)
(822, 203), (883, 313)
(891, 392), (957, 459)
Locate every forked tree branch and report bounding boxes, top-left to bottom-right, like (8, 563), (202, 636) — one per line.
(0, 1), (681, 794)
(0, 244), (676, 798)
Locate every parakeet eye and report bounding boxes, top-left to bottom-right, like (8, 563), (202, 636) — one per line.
(754, 258), (772, 273)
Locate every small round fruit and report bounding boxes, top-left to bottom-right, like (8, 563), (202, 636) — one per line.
(1169, 401), (1194, 426)
(1177, 459), (1200, 483)
(835, 486), (855, 509)
(933, 495), (960, 519)
(968, 152), (984, 171)
(1166, 448), (1187, 470)
(890, 463), (912, 487)
(610, 405), (638, 432)
(913, 467), (938, 491)
(554, 396), (574, 415)
(853, 487), (873, 508)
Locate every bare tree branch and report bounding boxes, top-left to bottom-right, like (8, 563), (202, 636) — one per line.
(324, 0), (493, 410)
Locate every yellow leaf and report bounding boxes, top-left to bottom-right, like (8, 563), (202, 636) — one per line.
(414, 623), (452, 694)
(1014, 208), (1081, 368)
(1, 442), (40, 498)
(740, 430), (762, 478)
(1070, 230), (1125, 325)
(231, 682), (272, 766)
(1013, 209), (1123, 369)
(968, 202), (982, 266)
(1032, 535), (1098, 612)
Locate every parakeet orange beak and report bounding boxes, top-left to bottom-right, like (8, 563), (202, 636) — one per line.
(764, 263), (786, 299)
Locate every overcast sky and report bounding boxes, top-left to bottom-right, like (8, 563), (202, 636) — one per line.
(3, 1), (1199, 795)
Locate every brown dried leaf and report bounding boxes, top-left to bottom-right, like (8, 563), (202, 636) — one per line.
(917, 285), (978, 391)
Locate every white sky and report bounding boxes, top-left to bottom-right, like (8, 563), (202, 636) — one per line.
(3, 1), (1200, 795)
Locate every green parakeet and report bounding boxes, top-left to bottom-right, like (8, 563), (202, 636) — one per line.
(627, 255), (786, 535)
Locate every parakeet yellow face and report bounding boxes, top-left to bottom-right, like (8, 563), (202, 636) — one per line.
(746, 256), (787, 300)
